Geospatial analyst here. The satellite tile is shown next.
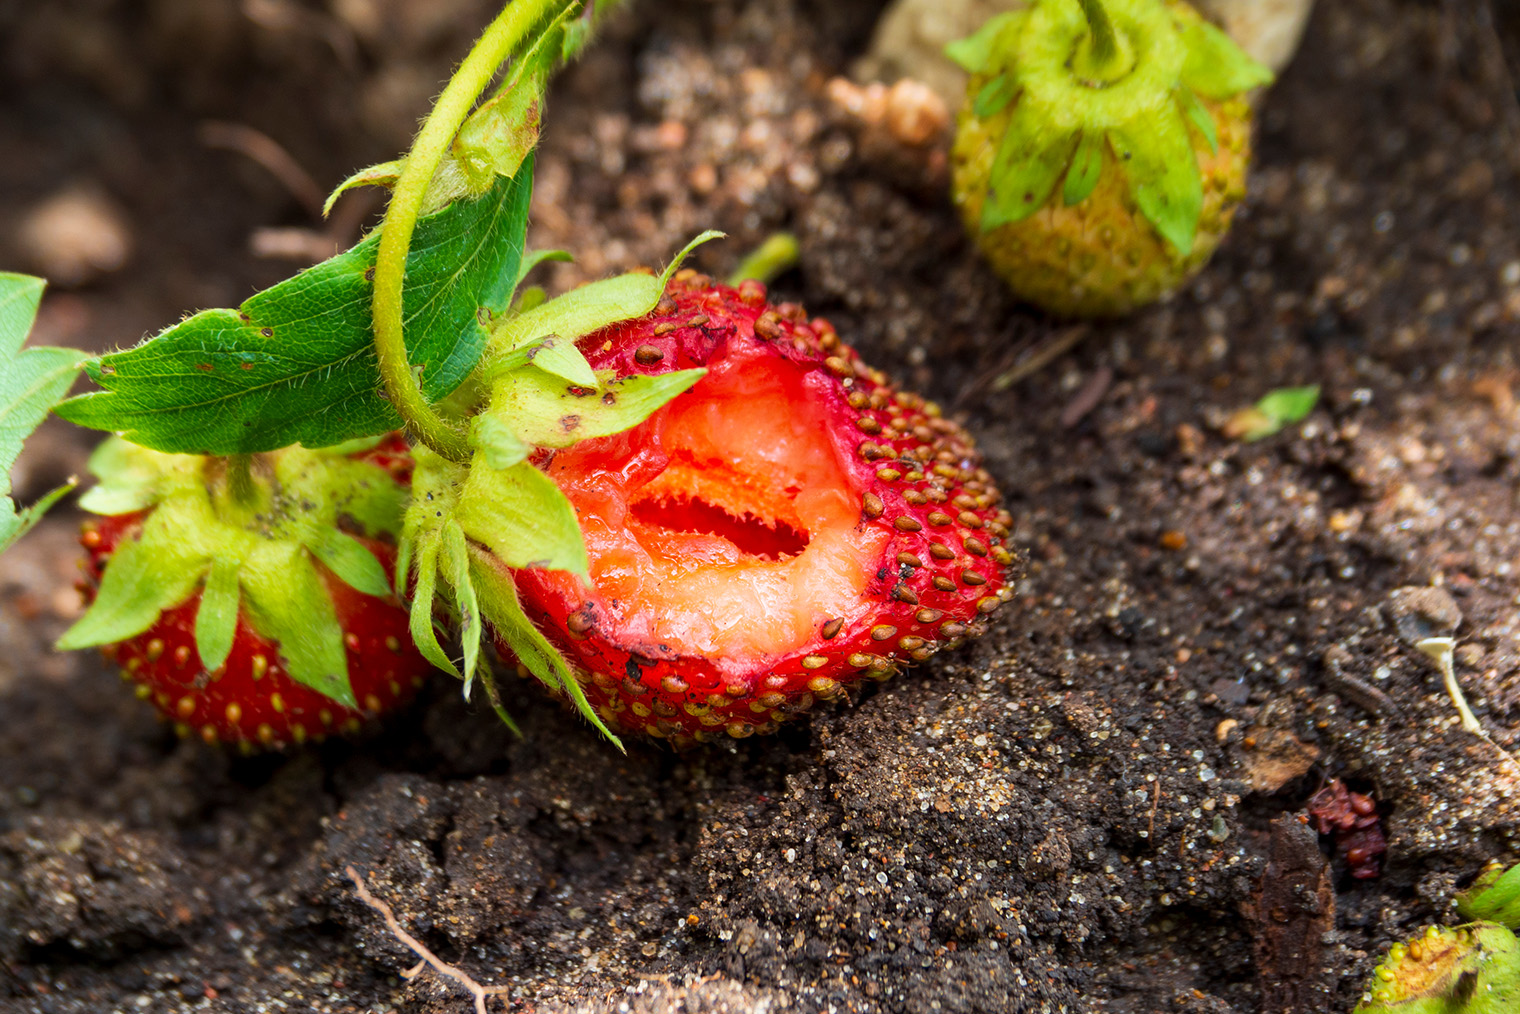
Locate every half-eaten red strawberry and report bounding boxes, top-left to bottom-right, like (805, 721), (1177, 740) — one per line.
(62, 436), (430, 749)
(499, 273), (1015, 744)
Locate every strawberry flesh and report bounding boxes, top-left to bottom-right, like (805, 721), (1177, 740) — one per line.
(508, 274), (1015, 744)
(81, 512), (428, 749)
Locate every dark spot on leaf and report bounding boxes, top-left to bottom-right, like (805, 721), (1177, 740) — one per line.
(477, 307), (490, 327)
(560, 414), (582, 433)
(240, 363), (254, 370)
(260, 327), (274, 338)
(567, 385), (595, 398)
(99, 364), (116, 376)
(196, 363), (214, 372)
(238, 312), (251, 322)
(601, 392), (616, 405)
(364, 268), (375, 282)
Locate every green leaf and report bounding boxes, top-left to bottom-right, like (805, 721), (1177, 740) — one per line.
(0, 481), (76, 556)
(1254, 385), (1320, 425)
(469, 547), (622, 750)
(1178, 87), (1218, 155)
(240, 540), (355, 707)
(980, 100), (1077, 232)
(194, 555), (242, 673)
(972, 74), (1016, 119)
(944, 11), (1023, 73)
(469, 413), (531, 470)
(1459, 863), (1520, 927)
(307, 528), (393, 598)
(0, 273), (84, 552)
(1178, 17), (1274, 100)
(1062, 130), (1105, 206)
(56, 166), (534, 455)
(455, 460), (587, 577)
(1109, 103), (1203, 256)
(440, 520), (481, 691)
(658, 230), (725, 290)
(488, 365), (705, 449)
(76, 438), (197, 515)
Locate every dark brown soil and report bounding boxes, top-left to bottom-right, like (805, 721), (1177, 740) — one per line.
(4, 1), (1520, 1012)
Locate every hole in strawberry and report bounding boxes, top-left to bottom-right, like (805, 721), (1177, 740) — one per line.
(630, 495), (809, 561)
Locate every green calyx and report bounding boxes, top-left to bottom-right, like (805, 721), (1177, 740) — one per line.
(946, 0), (1272, 255)
(395, 232), (718, 744)
(1355, 923), (1520, 1014)
(1459, 862), (1520, 928)
(59, 439), (406, 708)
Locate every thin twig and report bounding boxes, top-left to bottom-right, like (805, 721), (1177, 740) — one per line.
(345, 865), (510, 1014)
(199, 121), (326, 220)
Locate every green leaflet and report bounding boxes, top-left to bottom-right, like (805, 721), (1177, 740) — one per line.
(513, 249), (575, 292)
(468, 547), (621, 749)
(1460, 863), (1520, 928)
(77, 439), (199, 515)
(1109, 101), (1202, 256)
(408, 533), (459, 678)
(485, 365), (706, 449)
(56, 167), (534, 455)
(1062, 130), (1105, 206)
(981, 99), (1077, 232)
(455, 460), (587, 576)
(307, 528), (393, 599)
(0, 273), (83, 553)
(1178, 17), (1273, 100)
(944, 11), (1024, 73)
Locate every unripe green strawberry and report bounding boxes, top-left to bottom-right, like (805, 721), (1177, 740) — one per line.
(947, 0), (1272, 317)
(1355, 923), (1520, 1014)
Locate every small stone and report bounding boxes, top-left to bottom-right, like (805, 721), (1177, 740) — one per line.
(1384, 586), (1462, 644)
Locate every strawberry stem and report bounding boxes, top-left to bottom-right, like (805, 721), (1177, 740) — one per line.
(371, 0), (577, 464)
(1072, 0), (1133, 84)
(227, 453), (256, 505)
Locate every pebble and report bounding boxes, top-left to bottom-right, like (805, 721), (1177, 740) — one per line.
(17, 186), (133, 286)
(1384, 586), (1462, 644)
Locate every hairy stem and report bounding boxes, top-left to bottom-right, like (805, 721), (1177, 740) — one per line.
(1073, 0), (1132, 83)
(227, 453), (256, 505)
(371, 0), (574, 463)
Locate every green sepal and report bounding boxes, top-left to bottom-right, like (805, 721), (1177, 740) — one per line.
(0, 272), (84, 552)
(468, 547), (622, 751)
(408, 532), (461, 679)
(1062, 130), (1105, 206)
(469, 414), (532, 470)
(980, 99), (1077, 231)
(485, 365), (706, 450)
(194, 554), (243, 673)
(77, 439), (199, 515)
(322, 160), (402, 218)
(307, 528), (393, 599)
(1459, 863), (1520, 928)
(56, 494), (220, 650)
(515, 286), (548, 313)
(455, 460), (587, 577)
(514, 249), (574, 292)
(440, 520), (482, 692)
(452, 10), (574, 194)
(973, 74), (1016, 119)
(1178, 17), (1273, 100)
(1109, 100), (1202, 256)
(488, 231), (723, 370)
(239, 539), (354, 707)
(944, 11), (1024, 73)
(1177, 87), (1218, 154)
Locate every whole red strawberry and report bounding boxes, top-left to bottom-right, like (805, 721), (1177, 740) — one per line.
(62, 436), (430, 749)
(499, 273), (1015, 745)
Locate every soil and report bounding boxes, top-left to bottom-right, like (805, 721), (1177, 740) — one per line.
(3, 1), (1520, 1012)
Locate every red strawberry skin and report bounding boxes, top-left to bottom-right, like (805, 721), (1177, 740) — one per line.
(80, 512), (429, 749)
(506, 273), (1015, 745)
